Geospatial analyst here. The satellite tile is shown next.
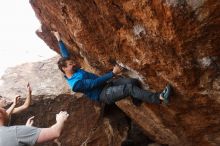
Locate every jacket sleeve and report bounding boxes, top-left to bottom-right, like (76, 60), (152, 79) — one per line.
(85, 71), (99, 78)
(73, 72), (114, 92)
(58, 41), (70, 58)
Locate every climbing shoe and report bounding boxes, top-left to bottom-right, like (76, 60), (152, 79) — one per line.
(160, 84), (172, 104)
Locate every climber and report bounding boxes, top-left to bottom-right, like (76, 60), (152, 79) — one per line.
(52, 31), (172, 105)
(0, 107), (69, 146)
(0, 83), (32, 125)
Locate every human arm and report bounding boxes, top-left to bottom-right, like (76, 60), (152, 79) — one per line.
(36, 111), (69, 143)
(73, 72), (114, 92)
(6, 95), (19, 116)
(52, 31), (70, 58)
(58, 41), (70, 58)
(12, 83), (32, 114)
(73, 65), (123, 92)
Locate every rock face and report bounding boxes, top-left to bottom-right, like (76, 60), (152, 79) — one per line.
(0, 56), (70, 100)
(29, 0), (220, 146)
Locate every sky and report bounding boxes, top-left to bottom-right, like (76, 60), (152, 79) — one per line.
(0, 1), (57, 77)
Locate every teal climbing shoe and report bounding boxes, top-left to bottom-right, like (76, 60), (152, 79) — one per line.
(160, 84), (171, 104)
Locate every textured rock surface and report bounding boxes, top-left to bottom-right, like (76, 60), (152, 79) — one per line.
(30, 0), (220, 145)
(0, 56), (70, 100)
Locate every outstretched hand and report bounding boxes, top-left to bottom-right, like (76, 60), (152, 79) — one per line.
(26, 116), (35, 126)
(56, 111), (69, 124)
(13, 95), (20, 106)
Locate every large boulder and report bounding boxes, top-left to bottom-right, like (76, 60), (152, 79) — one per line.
(0, 56), (70, 100)
(29, 0), (220, 145)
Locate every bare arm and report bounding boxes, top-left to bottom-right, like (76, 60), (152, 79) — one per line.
(6, 96), (19, 116)
(37, 123), (64, 143)
(12, 83), (32, 114)
(36, 111), (69, 143)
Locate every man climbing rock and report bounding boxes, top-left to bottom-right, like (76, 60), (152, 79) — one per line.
(52, 31), (171, 105)
(0, 108), (69, 146)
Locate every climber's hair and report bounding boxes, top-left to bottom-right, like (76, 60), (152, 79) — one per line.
(57, 57), (72, 73)
(0, 108), (7, 124)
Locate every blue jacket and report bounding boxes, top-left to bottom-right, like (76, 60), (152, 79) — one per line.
(59, 41), (114, 101)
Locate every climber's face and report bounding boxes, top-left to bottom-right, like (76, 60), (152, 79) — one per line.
(63, 60), (76, 74)
(0, 97), (7, 108)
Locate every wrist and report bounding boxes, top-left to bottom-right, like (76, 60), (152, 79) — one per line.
(11, 103), (16, 108)
(56, 118), (65, 124)
(56, 120), (65, 126)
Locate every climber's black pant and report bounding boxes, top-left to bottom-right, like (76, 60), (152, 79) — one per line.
(99, 78), (160, 104)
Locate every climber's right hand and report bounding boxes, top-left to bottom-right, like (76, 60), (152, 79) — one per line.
(113, 65), (123, 75)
